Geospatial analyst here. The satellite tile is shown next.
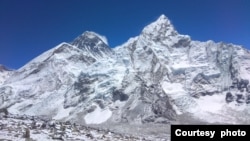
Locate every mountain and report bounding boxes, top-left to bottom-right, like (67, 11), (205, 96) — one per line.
(1, 14), (250, 139)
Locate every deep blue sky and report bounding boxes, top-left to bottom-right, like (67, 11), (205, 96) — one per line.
(0, 0), (249, 69)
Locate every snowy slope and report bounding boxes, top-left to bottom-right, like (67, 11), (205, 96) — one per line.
(0, 42), (97, 117)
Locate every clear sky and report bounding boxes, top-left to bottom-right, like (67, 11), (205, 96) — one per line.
(0, 0), (249, 69)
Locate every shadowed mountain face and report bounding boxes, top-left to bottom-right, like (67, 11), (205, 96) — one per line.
(1, 15), (250, 128)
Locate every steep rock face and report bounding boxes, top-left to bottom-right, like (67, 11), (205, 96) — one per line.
(1, 14), (250, 126)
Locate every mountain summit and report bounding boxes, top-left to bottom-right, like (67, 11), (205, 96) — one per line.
(0, 15), (250, 139)
(71, 31), (113, 58)
(142, 14), (177, 38)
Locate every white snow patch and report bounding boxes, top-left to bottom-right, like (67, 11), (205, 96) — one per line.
(162, 82), (186, 98)
(171, 63), (208, 70)
(84, 106), (112, 124)
(188, 94), (243, 123)
(54, 105), (74, 120)
(195, 94), (225, 113)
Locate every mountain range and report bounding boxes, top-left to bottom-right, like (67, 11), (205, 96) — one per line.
(1, 14), (250, 139)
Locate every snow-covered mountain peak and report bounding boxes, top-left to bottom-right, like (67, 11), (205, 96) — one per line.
(141, 14), (177, 38)
(71, 31), (108, 48)
(71, 31), (113, 58)
(157, 14), (171, 24)
(138, 15), (191, 50)
(81, 31), (109, 45)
